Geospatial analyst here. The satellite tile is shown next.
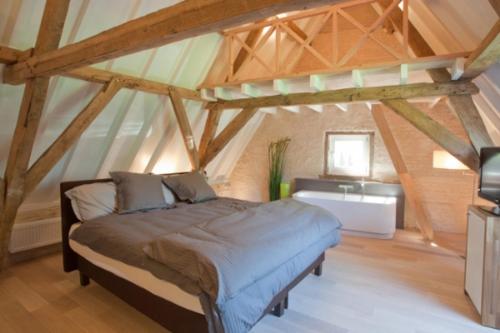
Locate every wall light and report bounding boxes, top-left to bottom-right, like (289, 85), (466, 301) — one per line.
(432, 150), (469, 170)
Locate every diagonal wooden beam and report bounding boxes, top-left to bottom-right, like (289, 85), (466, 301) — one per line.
(199, 105), (223, 164)
(208, 81), (478, 110)
(372, 106), (434, 240)
(202, 107), (258, 167)
(232, 25), (264, 76)
(24, 80), (122, 195)
(382, 99), (479, 171)
(463, 21), (500, 79)
(0, 0), (70, 269)
(3, 0), (343, 84)
(447, 95), (494, 152)
(169, 89), (200, 170)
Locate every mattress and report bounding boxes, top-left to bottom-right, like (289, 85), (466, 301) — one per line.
(69, 223), (203, 313)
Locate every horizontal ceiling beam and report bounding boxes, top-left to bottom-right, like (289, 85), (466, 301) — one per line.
(207, 81), (479, 109)
(3, 0), (342, 84)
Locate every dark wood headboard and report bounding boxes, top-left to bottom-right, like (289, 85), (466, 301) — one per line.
(60, 172), (187, 272)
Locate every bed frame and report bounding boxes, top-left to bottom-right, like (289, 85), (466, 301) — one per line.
(60, 176), (325, 333)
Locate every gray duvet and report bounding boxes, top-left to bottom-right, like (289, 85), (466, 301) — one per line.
(70, 197), (342, 333)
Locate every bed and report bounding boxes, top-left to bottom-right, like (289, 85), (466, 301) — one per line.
(60, 174), (341, 333)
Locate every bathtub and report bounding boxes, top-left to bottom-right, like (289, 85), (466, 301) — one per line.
(293, 190), (397, 239)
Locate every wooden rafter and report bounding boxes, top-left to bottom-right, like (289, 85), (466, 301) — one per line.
(169, 89), (200, 170)
(202, 107), (258, 167)
(24, 80), (123, 196)
(372, 105), (434, 240)
(208, 81), (478, 109)
(463, 21), (500, 79)
(199, 105), (223, 164)
(382, 99), (479, 171)
(3, 0), (340, 84)
(0, 0), (70, 268)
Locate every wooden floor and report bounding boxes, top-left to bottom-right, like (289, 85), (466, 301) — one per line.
(0, 231), (495, 333)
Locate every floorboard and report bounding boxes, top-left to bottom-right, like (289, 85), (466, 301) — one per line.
(0, 231), (494, 333)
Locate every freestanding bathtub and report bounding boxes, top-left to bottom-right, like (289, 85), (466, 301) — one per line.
(293, 190), (397, 239)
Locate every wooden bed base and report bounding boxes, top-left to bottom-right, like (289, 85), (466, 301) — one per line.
(60, 177), (325, 333)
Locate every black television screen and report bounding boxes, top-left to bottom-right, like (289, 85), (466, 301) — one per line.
(479, 147), (500, 204)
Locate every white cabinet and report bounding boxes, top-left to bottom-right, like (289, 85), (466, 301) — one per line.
(465, 206), (500, 329)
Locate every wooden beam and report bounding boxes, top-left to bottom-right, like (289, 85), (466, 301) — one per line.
(202, 107), (258, 167)
(286, 21), (308, 41)
(208, 81), (478, 110)
(169, 89), (200, 170)
(3, 0), (342, 84)
(382, 99), (479, 171)
(1, 46), (204, 101)
(199, 105), (223, 164)
(447, 95), (494, 152)
(24, 80), (122, 195)
(372, 105), (434, 240)
(0, 46), (32, 64)
(0, 0), (69, 269)
(463, 21), (500, 78)
(66, 66), (204, 101)
(232, 27), (264, 75)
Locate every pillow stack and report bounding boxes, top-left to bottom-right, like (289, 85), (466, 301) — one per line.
(65, 171), (217, 221)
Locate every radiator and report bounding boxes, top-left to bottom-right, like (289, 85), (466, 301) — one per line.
(9, 218), (61, 253)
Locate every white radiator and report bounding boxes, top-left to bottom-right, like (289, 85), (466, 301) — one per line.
(9, 218), (61, 253)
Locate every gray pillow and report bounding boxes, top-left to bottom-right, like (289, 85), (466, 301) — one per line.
(110, 171), (169, 214)
(163, 172), (216, 203)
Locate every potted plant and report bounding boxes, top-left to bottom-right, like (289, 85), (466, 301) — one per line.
(268, 137), (291, 201)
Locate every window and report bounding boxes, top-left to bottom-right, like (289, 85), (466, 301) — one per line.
(324, 132), (373, 177)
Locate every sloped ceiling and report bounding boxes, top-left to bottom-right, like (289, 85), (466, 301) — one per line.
(0, 0), (498, 210)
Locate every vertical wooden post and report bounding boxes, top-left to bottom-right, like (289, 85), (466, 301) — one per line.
(0, 0), (70, 269)
(372, 105), (434, 240)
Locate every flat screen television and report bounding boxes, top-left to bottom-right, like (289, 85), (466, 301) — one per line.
(479, 147), (500, 215)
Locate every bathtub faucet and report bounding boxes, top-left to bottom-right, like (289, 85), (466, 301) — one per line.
(338, 185), (354, 200)
(360, 178), (366, 199)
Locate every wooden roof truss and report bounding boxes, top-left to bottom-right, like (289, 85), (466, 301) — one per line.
(0, 0), (498, 260)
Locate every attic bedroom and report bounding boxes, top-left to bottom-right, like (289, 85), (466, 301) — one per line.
(0, 0), (499, 332)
